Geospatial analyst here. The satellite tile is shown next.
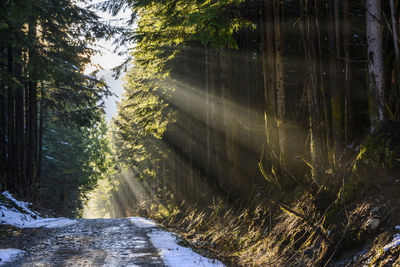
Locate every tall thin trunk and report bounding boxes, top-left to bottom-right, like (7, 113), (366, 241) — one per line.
(300, 0), (329, 181)
(390, 0), (400, 115)
(27, 80), (38, 197)
(221, 49), (232, 185)
(316, 2), (331, 163)
(0, 47), (6, 189)
(334, 0), (340, 56)
(7, 47), (16, 192)
(273, 0), (286, 166)
(208, 47), (225, 190)
(0, 83), (5, 189)
(27, 21), (38, 198)
(263, 0), (278, 160)
(343, 0), (352, 145)
(205, 46), (212, 180)
(37, 81), (45, 196)
(366, 0), (385, 130)
(221, 49), (241, 192)
(328, 0), (342, 159)
(390, 0), (400, 67)
(14, 49), (24, 193)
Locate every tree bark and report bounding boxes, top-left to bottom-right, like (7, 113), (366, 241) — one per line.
(273, 0), (286, 167)
(7, 47), (16, 192)
(389, 0), (400, 116)
(26, 22), (38, 198)
(14, 49), (24, 193)
(366, 0), (385, 131)
(208, 47), (226, 191)
(37, 81), (45, 197)
(205, 46), (212, 180)
(261, 0), (278, 160)
(390, 0), (400, 68)
(343, 0), (352, 145)
(300, 0), (329, 181)
(0, 47), (6, 189)
(328, 0), (342, 159)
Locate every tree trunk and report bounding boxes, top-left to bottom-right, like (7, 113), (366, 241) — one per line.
(27, 80), (38, 197)
(390, 0), (400, 116)
(366, 0), (385, 131)
(343, 0), (352, 145)
(0, 47), (6, 189)
(265, 1), (278, 158)
(27, 22), (38, 198)
(300, 0), (329, 181)
(208, 47), (226, 191)
(7, 47), (16, 192)
(205, 46), (212, 181)
(14, 49), (24, 193)
(261, 0), (279, 166)
(37, 81), (45, 197)
(328, 0), (342, 160)
(0, 83), (5, 189)
(334, 0), (340, 56)
(273, 0), (286, 166)
(221, 48), (241, 193)
(390, 0), (399, 72)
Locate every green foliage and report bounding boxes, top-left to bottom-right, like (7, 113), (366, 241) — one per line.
(102, 0), (249, 73)
(112, 61), (173, 173)
(40, 117), (111, 216)
(0, 0), (116, 203)
(336, 128), (398, 209)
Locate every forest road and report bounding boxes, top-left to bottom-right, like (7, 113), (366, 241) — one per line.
(6, 218), (166, 267)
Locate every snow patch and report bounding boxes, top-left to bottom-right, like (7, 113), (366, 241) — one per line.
(0, 191), (77, 229)
(129, 217), (158, 228)
(0, 249), (25, 266)
(148, 230), (224, 267)
(383, 234), (400, 252)
(2, 191), (38, 217)
(130, 217), (224, 266)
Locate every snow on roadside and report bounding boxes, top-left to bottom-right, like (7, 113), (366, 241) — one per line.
(2, 191), (39, 217)
(383, 234), (400, 252)
(130, 217), (224, 266)
(0, 191), (77, 229)
(0, 249), (25, 266)
(129, 217), (158, 228)
(148, 230), (224, 267)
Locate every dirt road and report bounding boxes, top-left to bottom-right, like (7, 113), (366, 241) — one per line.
(3, 218), (168, 266)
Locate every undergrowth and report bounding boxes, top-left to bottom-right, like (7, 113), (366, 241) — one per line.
(132, 122), (400, 266)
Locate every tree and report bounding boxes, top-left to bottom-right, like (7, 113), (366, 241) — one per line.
(343, 0), (352, 145)
(389, 0), (400, 116)
(0, 0), (115, 201)
(366, 0), (385, 131)
(41, 117), (110, 216)
(300, 0), (329, 180)
(328, 0), (342, 159)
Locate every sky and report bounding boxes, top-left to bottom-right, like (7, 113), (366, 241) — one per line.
(81, 1), (132, 122)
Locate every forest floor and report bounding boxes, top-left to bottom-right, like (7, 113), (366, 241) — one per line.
(0, 193), (223, 267)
